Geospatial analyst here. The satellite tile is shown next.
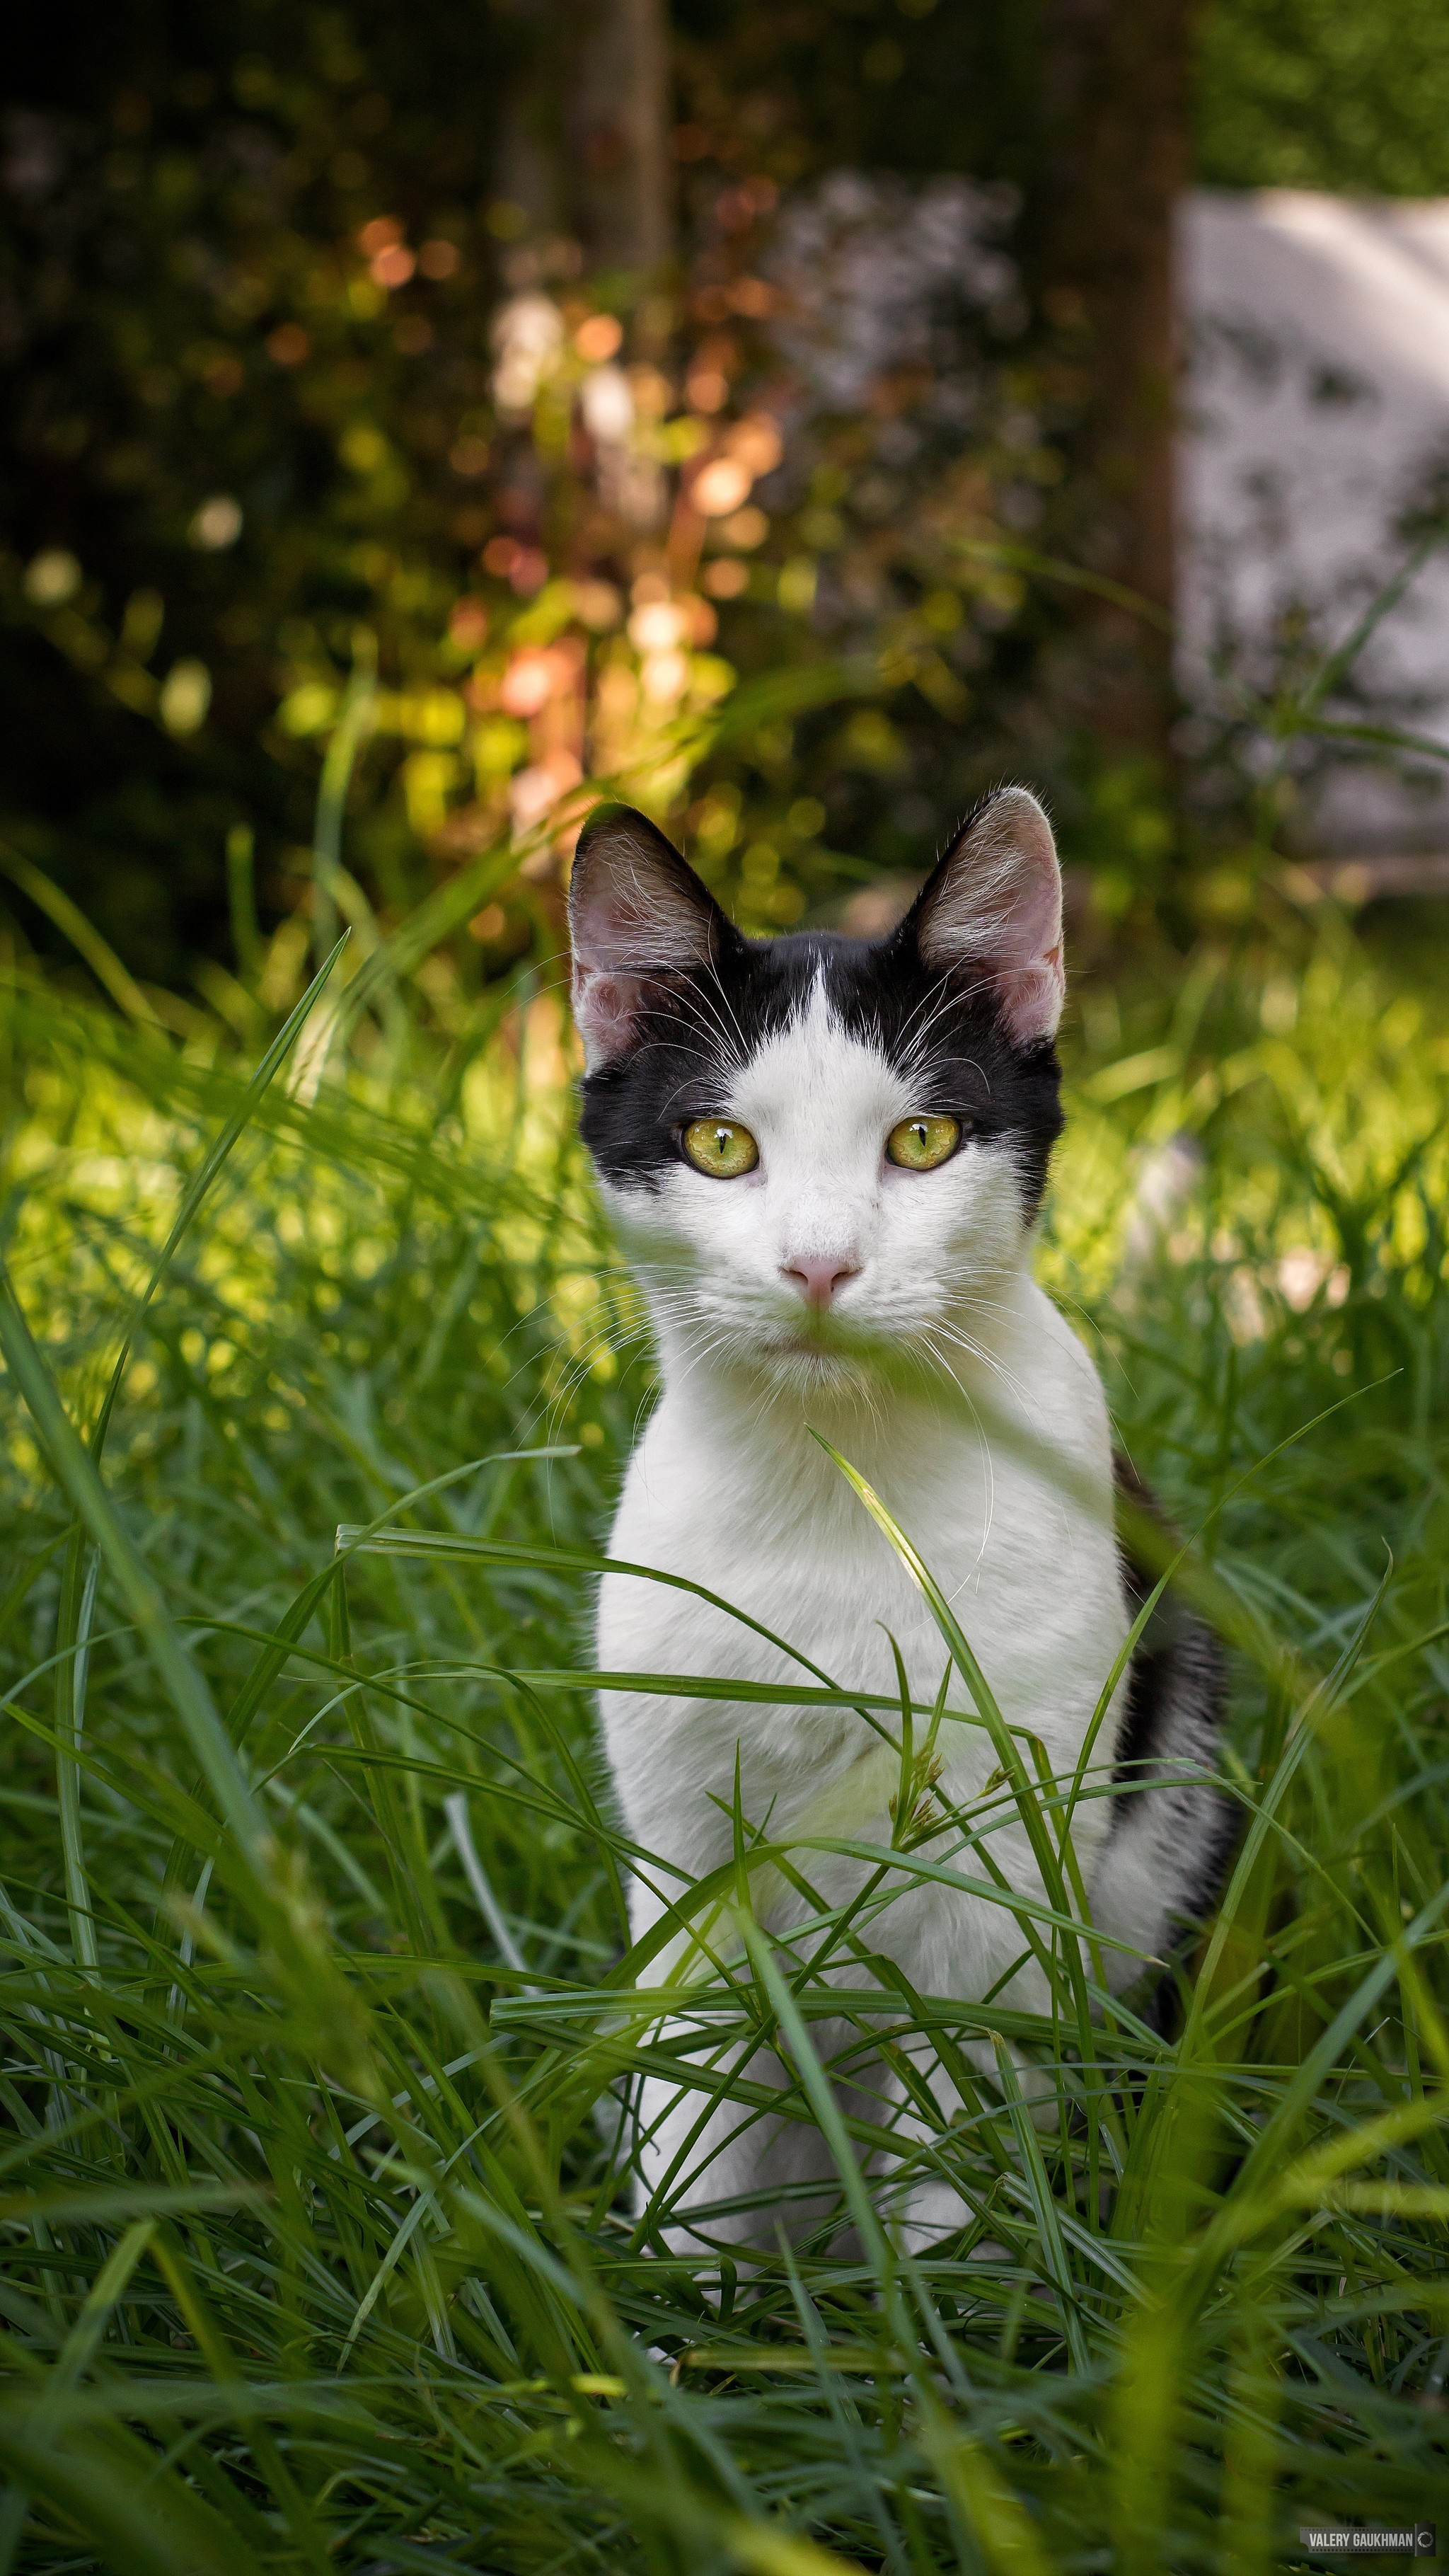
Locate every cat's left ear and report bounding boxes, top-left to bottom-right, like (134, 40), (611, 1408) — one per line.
(568, 803), (734, 1071)
(906, 786), (1065, 1045)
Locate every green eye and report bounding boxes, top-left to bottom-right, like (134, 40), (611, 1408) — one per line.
(887, 1114), (961, 1171)
(682, 1117), (759, 1178)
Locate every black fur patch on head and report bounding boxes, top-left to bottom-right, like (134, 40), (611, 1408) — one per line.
(577, 914), (1064, 1214)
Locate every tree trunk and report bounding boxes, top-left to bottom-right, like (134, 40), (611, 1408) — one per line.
(494, 0), (570, 240)
(570, 0), (673, 280)
(1035, 0), (1197, 755)
(494, 0), (673, 282)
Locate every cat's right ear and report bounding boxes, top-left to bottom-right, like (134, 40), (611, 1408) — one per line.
(568, 805), (733, 1071)
(905, 786), (1066, 1045)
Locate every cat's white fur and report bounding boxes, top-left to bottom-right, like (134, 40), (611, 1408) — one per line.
(588, 1025), (1162, 2249)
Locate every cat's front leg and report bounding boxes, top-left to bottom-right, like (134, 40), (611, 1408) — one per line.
(630, 2021), (848, 2258)
(867, 2017), (1066, 2253)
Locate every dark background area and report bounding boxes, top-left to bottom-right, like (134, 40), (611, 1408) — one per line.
(4, 0), (1449, 994)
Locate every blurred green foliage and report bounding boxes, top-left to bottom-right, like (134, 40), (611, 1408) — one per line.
(1199, 0), (1449, 195)
(2, 1), (1059, 1004)
(2, 4), (512, 984)
(5, 0), (1449, 1002)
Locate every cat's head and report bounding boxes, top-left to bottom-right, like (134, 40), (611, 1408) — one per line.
(568, 787), (1066, 1393)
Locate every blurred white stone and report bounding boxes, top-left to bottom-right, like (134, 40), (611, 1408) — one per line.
(768, 171), (1016, 415)
(1179, 189), (1449, 850)
(490, 292), (564, 418)
(1121, 1132), (1204, 1274)
(761, 176), (1449, 853)
(580, 363), (634, 446)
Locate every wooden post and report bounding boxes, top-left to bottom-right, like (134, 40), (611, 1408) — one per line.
(495, 0), (672, 281)
(1036, 0), (1197, 754)
(570, 0), (673, 280)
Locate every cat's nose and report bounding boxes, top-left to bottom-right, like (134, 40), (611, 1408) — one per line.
(782, 1257), (859, 1309)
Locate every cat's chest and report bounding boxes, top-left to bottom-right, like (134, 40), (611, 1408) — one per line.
(610, 1427), (981, 1657)
(596, 1368), (1126, 1859)
(605, 1423), (1091, 1690)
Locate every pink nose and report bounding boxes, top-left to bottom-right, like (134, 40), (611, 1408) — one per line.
(782, 1257), (859, 1309)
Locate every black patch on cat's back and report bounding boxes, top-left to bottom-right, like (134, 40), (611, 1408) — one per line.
(1109, 1453), (1239, 2029)
(579, 921), (1064, 1214)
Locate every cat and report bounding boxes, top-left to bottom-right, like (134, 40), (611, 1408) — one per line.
(567, 785), (1234, 2253)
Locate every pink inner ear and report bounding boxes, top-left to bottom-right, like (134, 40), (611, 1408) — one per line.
(1002, 867), (1061, 964)
(571, 964), (643, 1069)
(916, 788), (1066, 1043)
(570, 844), (715, 975)
(568, 812), (722, 1069)
(569, 881), (707, 1070)
(991, 874), (1063, 1042)
(575, 885), (657, 977)
(996, 945), (1065, 1045)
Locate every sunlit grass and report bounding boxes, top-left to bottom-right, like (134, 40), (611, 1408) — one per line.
(0, 907), (1446, 2572)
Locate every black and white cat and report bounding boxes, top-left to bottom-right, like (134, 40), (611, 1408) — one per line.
(568, 786), (1233, 2249)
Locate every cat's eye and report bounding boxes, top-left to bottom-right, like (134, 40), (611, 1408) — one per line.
(887, 1114), (961, 1171)
(681, 1117), (759, 1178)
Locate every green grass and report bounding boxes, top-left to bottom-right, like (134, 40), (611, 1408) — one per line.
(1, 906), (1447, 2575)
